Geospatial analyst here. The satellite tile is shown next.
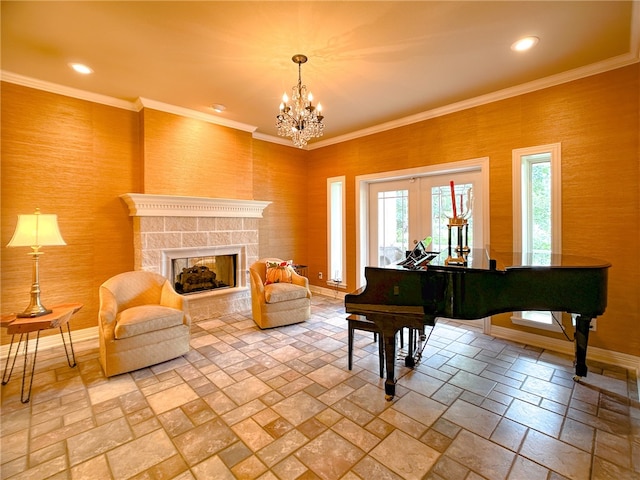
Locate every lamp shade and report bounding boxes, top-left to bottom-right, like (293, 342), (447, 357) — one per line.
(7, 210), (66, 248)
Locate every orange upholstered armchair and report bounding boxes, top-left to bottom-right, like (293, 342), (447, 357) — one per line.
(249, 258), (311, 329)
(98, 271), (191, 377)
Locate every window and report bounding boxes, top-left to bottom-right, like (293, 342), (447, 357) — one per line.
(327, 176), (345, 286)
(512, 143), (562, 330)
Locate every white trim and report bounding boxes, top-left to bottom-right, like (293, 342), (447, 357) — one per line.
(491, 325), (640, 382)
(308, 52), (640, 150)
(512, 143), (562, 253)
(309, 285), (347, 300)
(0, 71), (137, 111)
(3, 43), (638, 150)
(512, 143), (562, 330)
(136, 97), (257, 133)
(355, 157), (490, 289)
(252, 132), (295, 147)
(327, 176), (346, 286)
(2, 322), (636, 396)
(0, 327), (98, 358)
(120, 193), (271, 218)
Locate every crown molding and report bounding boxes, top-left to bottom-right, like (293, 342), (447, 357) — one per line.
(3, 46), (638, 151)
(0, 71), (138, 111)
(251, 131), (303, 148)
(307, 51), (640, 150)
(120, 193), (271, 218)
(135, 97), (257, 133)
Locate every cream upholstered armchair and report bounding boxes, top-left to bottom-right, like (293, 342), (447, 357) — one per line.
(98, 271), (191, 377)
(249, 258), (311, 329)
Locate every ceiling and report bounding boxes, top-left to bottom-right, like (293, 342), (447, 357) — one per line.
(2, 1), (638, 148)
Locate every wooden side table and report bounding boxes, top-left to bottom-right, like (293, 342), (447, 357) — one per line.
(292, 264), (308, 277)
(1, 303), (82, 403)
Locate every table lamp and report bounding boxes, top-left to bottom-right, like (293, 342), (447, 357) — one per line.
(6, 208), (66, 317)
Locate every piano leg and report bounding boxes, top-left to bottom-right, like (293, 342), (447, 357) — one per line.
(380, 325), (399, 400)
(405, 329), (416, 368)
(368, 314), (428, 400)
(364, 314), (402, 399)
(573, 315), (591, 380)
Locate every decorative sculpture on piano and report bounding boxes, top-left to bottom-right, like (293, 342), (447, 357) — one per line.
(446, 182), (473, 266)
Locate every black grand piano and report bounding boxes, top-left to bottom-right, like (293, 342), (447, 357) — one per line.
(345, 246), (610, 399)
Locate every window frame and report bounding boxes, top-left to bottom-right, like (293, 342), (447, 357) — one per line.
(511, 143), (562, 331)
(327, 176), (346, 287)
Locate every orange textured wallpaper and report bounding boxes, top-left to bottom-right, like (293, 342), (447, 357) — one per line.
(1, 83), (140, 335)
(306, 65), (639, 357)
(251, 139), (308, 263)
(141, 109), (254, 200)
(1, 64), (638, 359)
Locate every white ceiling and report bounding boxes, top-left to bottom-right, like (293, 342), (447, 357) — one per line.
(2, 1), (638, 148)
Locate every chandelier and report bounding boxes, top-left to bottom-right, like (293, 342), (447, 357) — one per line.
(276, 54), (324, 148)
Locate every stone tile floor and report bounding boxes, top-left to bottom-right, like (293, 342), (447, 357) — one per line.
(1, 294), (638, 479)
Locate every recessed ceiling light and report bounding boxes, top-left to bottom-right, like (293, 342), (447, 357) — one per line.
(211, 104), (226, 113)
(68, 63), (93, 74)
(511, 36), (539, 52)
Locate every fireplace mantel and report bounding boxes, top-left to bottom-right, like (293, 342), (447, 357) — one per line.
(120, 193), (271, 218)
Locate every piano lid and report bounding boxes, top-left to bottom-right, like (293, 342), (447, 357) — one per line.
(499, 251), (611, 270)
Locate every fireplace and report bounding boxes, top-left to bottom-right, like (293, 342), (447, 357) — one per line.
(161, 245), (244, 297)
(173, 254), (236, 294)
(120, 193), (271, 321)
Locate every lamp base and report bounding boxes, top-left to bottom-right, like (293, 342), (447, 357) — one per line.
(17, 304), (52, 318)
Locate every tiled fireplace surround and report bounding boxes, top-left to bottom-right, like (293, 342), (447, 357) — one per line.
(121, 194), (271, 322)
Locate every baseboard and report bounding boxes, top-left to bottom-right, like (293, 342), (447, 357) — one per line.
(1, 327), (99, 358)
(3, 320), (637, 396)
(305, 290), (639, 376)
(490, 325), (640, 380)
(310, 284), (347, 299)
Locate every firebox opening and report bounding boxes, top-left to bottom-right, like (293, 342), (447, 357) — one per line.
(172, 254), (237, 295)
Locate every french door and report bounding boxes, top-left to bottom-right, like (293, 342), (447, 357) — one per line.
(368, 170), (483, 267)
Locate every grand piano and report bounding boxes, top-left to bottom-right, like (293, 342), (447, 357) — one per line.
(345, 246), (610, 399)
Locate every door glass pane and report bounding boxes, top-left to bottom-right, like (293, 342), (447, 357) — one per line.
(377, 190), (408, 266)
(431, 183), (474, 252)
